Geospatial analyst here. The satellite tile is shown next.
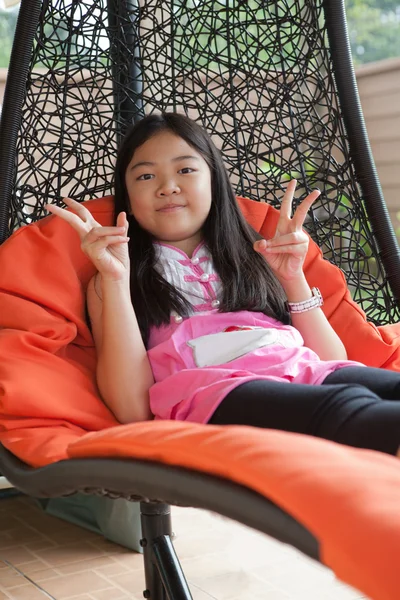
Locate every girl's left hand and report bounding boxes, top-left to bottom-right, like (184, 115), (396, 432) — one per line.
(254, 180), (320, 282)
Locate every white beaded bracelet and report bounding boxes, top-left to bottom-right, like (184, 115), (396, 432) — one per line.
(287, 287), (323, 313)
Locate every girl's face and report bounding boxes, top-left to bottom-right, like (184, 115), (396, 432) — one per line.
(125, 130), (212, 257)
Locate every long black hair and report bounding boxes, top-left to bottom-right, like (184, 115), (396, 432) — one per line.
(113, 112), (290, 346)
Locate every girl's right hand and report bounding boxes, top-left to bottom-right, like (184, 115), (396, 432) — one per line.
(45, 198), (131, 282)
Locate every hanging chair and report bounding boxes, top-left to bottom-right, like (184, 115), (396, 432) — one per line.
(1, 1), (400, 599)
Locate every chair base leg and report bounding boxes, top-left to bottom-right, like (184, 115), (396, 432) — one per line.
(140, 501), (193, 600)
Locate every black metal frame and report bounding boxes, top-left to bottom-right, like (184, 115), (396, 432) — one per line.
(323, 0), (400, 300)
(0, 0), (42, 244)
(106, 0), (144, 142)
(0, 444), (319, 600)
(141, 503), (192, 600)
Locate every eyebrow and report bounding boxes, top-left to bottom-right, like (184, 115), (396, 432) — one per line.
(130, 155), (200, 171)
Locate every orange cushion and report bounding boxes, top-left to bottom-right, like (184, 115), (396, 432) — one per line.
(68, 420), (400, 600)
(0, 194), (400, 467)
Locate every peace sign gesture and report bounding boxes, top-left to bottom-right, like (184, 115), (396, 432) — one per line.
(45, 198), (131, 282)
(254, 180), (320, 282)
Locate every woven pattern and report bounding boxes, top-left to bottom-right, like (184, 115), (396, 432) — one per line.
(8, 0), (399, 324)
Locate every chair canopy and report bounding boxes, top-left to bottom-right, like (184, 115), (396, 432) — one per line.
(0, 0), (399, 325)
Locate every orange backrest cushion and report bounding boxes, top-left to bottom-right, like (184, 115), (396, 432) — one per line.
(0, 194), (399, 467)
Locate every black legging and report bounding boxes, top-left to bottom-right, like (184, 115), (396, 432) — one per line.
(208, 367), (400, 455)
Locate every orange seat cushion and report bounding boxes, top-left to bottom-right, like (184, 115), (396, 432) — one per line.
(69, 420), (400, 600)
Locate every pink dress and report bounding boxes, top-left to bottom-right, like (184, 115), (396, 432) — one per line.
(148, 242), (364, 424)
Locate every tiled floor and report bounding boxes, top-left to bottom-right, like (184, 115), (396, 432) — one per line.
(0, 495), (368, 600)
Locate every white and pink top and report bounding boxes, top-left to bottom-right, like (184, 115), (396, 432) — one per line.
(153, 241), (222, 316)
(148, 242), (363, 424)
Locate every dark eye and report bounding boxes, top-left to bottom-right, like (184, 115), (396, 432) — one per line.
(137, 173), (154, 181)
(179, 167), (195, 174)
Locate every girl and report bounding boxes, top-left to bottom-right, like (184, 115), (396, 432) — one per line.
(46, 112), (400, 459)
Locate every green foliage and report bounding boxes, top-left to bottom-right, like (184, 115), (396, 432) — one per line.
(174, 0), (302, 73)
(345, 0), (400, 65)
(0, 7), (18, 68)
(176, 0), (400, 71)
(1, 2), (399, 71)
(0, 4), (103, 71)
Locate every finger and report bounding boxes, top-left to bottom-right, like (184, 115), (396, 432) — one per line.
(262, 232), (307, 248)
(83, 235), (130, 250)
(86, 226), (127, 239)
(45, 202), (88, 234)
(254, 232), (306, 252)
(259, 243), (306, 254)
(96, 236), (130, 245)
(62, 197), (99, 226)
(254, 238), (307, 254)
(116, 211), (124, 228)
(254, 239), (268, 252)
(117, 211), (129, 234)
(292, 189), (320, 229)
(45, 198), (92, 222)
(279, 179), (297, 220)
(124, 212), (130, 234)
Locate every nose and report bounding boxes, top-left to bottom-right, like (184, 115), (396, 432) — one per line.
(157, 179), (181, 197)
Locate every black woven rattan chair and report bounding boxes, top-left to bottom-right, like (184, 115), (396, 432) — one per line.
(0, 2), (400, 599)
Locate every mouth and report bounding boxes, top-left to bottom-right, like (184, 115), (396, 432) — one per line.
(157, 204), (186, 213)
